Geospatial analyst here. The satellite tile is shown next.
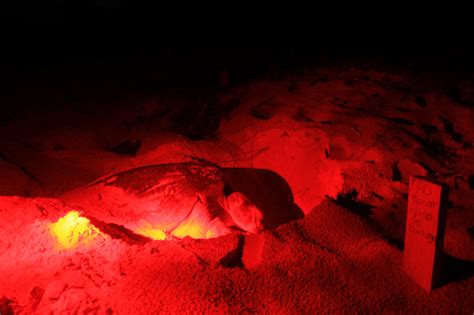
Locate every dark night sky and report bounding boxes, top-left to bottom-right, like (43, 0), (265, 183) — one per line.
(1, 2), (473, 102)
(1, 2), (472, 60)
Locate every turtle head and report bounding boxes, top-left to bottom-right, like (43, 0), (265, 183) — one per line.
(225, 192), (264, 234)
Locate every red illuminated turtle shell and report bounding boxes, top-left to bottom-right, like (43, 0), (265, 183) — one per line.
(61, 162), (236, 239)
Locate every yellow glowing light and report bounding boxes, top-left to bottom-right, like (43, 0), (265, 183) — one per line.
(171, 220), (207, 239)
(133, 220), (209, 240)
(133, 220), (168, 240)
(50, 211), (101, 249)
(135, 226), (167, 240)
(132, 216), (228, 241)
(171, 218), (228, 239)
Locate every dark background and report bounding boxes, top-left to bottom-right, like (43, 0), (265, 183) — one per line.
(1, 1), (473, 119)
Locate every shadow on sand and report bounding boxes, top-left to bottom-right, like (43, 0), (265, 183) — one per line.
(438, 254), (474, 287)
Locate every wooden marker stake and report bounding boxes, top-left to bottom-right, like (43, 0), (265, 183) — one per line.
(403, 176), (448, 292)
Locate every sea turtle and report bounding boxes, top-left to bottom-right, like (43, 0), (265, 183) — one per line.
(60, 162), (264, 240)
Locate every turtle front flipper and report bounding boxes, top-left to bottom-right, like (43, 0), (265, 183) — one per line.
(224, 192), (264, 234)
